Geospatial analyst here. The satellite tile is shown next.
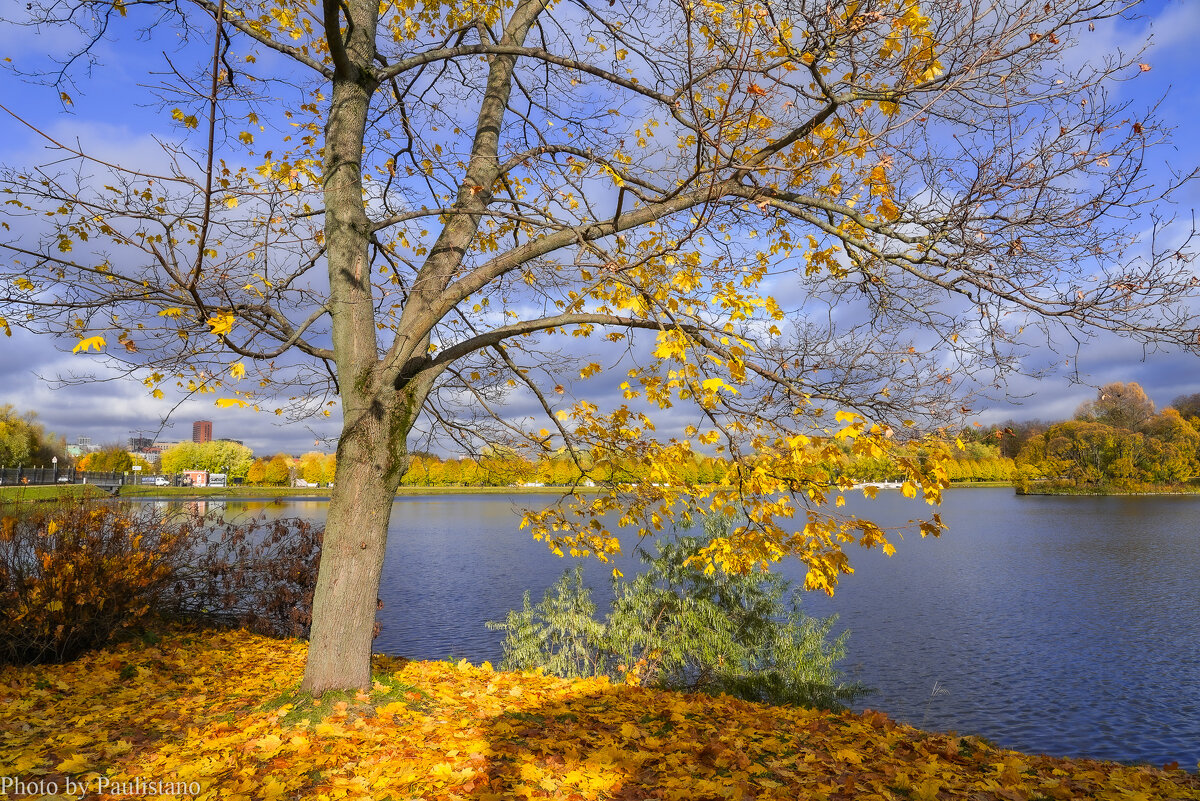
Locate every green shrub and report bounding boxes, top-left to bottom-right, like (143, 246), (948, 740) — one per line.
(490, 513), (866, 710)
(0, 502), (322, 665)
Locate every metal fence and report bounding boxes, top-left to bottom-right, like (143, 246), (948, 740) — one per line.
(0, 469), (243, 487)
(0, 467), (70, 486)
(0, 468), (133, 487)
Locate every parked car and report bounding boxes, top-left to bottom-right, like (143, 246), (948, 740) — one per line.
(154, 476), (171, 486)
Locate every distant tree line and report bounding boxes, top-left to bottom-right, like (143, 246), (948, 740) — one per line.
(162, 443), (335, 487)
(161, 440), (255, 478)
(833, 434), (1014, 486)
(76, 449), (153, 473)
(246, 452), (337, 486)
(399, 451), (734, 487)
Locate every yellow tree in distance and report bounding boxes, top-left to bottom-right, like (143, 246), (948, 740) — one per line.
(1, 0), (1197, 691)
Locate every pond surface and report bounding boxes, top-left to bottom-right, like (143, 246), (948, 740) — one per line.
(164, 489), (1200, 768)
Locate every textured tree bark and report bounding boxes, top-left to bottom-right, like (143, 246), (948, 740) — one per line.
(301, 0), (395, 694)
(301, 419), (407, 693)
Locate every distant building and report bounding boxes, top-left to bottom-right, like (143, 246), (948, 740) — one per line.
(192, 420), (213, 443)
(129, 435), (155, 452)
(67, 436), (100, 458)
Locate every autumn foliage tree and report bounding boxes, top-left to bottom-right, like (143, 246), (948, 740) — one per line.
(1075, 381), (1157, 430)
(263, 454), (294, 486)
(245, 459), (267, 485)
(298, 451), (336, 484)
(160, 439), (255, 479)
(77, 446), (135, 474)
(2, 0), (1197, 690)
(0, 406), (66, 468)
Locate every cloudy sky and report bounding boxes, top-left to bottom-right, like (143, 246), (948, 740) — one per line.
(0, 1), (1198, 457)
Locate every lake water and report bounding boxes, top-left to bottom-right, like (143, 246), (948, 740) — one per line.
(170, 489), (1200, 768)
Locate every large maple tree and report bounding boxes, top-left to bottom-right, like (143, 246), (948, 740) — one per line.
(1, 0), (1196, 691)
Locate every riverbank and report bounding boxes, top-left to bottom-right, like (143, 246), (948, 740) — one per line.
(1017, 481), (1200, 496)
(115, 484), (597, 498)
(7, 480), (1016, 505)
(24, 479), (1200, 505)
(1, 629), (1195, 800)
(0, 484), (590, 505)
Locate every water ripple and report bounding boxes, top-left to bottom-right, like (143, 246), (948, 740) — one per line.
(207, 490), (1200, 768)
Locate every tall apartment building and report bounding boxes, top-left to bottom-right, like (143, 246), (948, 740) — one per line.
(192, 420), (213, 443)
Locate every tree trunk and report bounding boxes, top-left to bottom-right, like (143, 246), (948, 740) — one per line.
(301, 0), (393, 694)
(301, 421), (406, 693)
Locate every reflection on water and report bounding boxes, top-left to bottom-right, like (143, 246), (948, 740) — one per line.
(132, 496), (329, 520)
(131, 489), (1200, 768)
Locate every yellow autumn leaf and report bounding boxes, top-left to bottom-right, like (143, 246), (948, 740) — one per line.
(72, 335), (106, 353)
(106, 740), (133, 756)
(207, 312), (235, 337)
(260, 776), (288, 800)
(701, 377), (737, 394)
(600, 163), (625, 187)
(171, 108), (199, 129)
(56, 753), (89, 773)
(833, 747), (864, 765)
(652, 330), (688, 360)
(215, 398), (250, 408)
(230, 361), (246, 379)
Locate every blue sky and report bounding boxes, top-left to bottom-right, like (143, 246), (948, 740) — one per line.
(0, 1), (1198, 457)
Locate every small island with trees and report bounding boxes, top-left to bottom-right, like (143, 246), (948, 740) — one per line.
(1005, 382), (1200, 495)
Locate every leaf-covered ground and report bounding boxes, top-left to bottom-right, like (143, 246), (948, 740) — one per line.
(1, 630), (1197, 800)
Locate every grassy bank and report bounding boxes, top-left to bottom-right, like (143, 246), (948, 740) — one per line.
(114, 484), (592, 498)
(1016, 482), (1200, 496)
(0, 484), (108, 504)
(116, 482), (1010, 498)
(946, 480), (1012, 489)
(1, 629), (1195, 800)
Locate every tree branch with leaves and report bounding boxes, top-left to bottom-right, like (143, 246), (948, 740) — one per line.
(1, 0), (1196, 691)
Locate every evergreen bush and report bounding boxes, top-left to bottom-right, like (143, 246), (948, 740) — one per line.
(490, 513), (866, 710)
